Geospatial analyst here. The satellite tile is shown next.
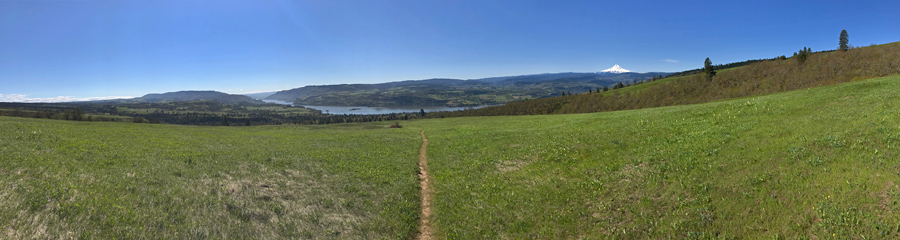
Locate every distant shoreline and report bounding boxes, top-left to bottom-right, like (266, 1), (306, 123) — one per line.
(261, 100), (486, 115)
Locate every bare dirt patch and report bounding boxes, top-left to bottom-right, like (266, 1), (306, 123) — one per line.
(496, 159), (530, 172)
(878, 181), (898, 218)
(617, 162), (648, 183)
(417, 129), (434, 240)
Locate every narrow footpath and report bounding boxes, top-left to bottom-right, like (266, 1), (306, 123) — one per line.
(417, 129), (433, 240)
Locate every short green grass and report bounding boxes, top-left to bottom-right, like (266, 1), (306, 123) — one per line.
(3, 74), (900, 239)
(0, 119), (420, 239)
(401, 74), (900, 239)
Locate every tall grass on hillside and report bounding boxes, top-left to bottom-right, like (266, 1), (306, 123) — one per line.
(431, 42), (900, 117)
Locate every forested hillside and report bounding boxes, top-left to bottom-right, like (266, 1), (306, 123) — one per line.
(127, 91), (264, 104)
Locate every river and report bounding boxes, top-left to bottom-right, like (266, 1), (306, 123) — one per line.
(261, 99), (484, 115)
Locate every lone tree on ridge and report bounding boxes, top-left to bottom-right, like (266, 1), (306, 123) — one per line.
(704, 57), (716, 81)
(839, 29), (849, 51)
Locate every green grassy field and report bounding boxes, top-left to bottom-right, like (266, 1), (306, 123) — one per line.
(402, 74), (900, 239)
(3, 74), (900, 239)
(0, 119), (421, 239)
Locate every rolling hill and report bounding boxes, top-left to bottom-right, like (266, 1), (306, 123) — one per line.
(265, 70), (670, 107)
(3, 37), (900, 239)
(411, 74), (900, 238)
(3, 73), (899, 238)
(116, 90), (264, 104)
(431, 42), (900, 117)
(242, 91), (278, 100)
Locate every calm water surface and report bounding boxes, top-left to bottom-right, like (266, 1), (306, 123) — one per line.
(262, 99), (484, 115)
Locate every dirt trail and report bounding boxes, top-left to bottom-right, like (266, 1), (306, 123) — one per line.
(417, 129), (434, 240)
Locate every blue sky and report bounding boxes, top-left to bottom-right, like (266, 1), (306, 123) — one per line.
(1, 0), (898, 101)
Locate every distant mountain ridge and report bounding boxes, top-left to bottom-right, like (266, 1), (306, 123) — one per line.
(267, 68), (671, 107)
(243, 91), (278, 100)
(108, 91), (264, 104)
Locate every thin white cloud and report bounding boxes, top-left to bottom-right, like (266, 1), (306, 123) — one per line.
(0, 94), (133, 103)
(664, 59), (679, 63)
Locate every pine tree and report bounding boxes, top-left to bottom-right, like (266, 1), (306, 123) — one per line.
(796, 47), (811, 65)
(704, 57), (716, 81)
(839, 29), (849, 51)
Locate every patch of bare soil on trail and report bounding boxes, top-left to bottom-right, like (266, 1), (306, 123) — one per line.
(617, 162), (648, 183)
(877, 181), (899, 219)
(417, 129), (434, 240)
(496, 159), (529, 172)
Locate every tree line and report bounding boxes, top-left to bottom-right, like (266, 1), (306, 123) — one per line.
(0, 101), (429, 126)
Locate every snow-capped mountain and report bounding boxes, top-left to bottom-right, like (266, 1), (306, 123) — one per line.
(599, 65), (632, 73)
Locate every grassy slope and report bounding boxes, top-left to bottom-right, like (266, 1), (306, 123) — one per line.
(0, 120), (421, 239)
(3, 74), (900, 239)
(431, 42), (900, 118)
(604, 67), (742, 96)
(403, 74), (900, 239)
